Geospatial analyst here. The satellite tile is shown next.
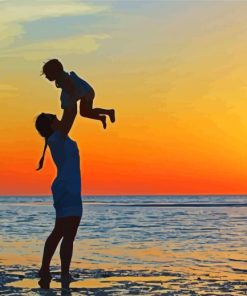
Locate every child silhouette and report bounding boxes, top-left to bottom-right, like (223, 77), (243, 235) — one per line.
(42, 59), (115, 129)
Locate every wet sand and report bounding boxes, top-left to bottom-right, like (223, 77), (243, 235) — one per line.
(1, 263), (247, 295)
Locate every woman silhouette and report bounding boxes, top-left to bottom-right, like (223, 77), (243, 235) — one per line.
(35, 107), (82, 290)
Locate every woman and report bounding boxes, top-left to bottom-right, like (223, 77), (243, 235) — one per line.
(35, 107), (82, 290)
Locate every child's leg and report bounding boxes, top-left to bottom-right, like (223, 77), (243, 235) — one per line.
(79, 91), (105, 128)
(94, 107), (115, 123)
(80, 90), (115, 129)
(80, 97), (107, 129)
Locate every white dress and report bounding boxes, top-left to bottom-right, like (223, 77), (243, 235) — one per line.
(47, 130), (83, 218)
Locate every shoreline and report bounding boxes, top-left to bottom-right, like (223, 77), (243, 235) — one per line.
(1, 263), (247, 295)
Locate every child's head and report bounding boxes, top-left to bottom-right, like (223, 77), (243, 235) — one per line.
(42, 59), (63, 81)
(35, 113), (57, 139)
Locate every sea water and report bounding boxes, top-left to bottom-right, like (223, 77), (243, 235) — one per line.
(1, 195), (247, 291)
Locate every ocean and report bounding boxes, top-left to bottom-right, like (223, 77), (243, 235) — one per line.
(1, 195), (247, 295)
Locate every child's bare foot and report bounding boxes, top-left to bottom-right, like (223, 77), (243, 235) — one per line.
(109, 109), (115, 123)
(101, 116), (107, 129)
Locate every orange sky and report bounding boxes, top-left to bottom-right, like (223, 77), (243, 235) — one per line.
(1, 1), (247, 195)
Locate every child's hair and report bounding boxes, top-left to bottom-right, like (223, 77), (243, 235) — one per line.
(42, 59), (63, 78)
(35, 113), (56, 170)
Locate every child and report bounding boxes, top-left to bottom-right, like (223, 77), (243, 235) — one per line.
(42, 59), (115, 129)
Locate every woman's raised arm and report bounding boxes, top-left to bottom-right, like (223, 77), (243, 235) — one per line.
(57, 103), (77, 136)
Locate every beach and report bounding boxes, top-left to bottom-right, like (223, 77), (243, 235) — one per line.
(1, 195), (247, 295)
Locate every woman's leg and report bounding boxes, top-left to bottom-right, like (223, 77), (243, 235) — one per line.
(59, 216), (81, 277)
(40, 218), (64, 274)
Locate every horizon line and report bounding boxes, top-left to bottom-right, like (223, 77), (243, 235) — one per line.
(1, 193), (247, 197)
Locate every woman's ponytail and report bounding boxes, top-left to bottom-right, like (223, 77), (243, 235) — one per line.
(35, 113), (56, 171)
(36, 139), (48, 171)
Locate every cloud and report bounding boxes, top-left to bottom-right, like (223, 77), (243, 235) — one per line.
(0, 0), (108, 23)
(0, 34), (110, 60)
(0, 23), (24, 48)
(0, 0), (109, 48)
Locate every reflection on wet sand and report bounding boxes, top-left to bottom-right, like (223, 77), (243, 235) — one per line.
(6, 278), (113, 289)
(1, 241), (247, 283)
(1, 264), (247, 295)
(6, 276), (172, 289)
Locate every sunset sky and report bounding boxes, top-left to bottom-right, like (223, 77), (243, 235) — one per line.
(1, 0), (247, 195)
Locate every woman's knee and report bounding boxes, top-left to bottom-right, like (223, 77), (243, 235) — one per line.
(51, 219), (64, 238)
(50, 228), (63, 240)
(60, 216), (80, 240)
(61, 233), (76, 244)
(63, 226), (78, 240)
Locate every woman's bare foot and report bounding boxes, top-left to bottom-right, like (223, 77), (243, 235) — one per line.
(101, 115), (107, 129)
(38, 269), (52, 289)
(38, 277), (51, 289)
(61, 273), (74, 290)
(109, 109), (115, 123)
